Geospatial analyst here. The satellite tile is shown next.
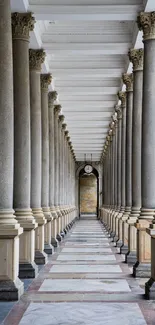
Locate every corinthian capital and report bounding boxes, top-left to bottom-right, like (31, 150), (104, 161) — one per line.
(137, 11), (155, 40)
(29, 49), (46, 71)
(122, 73), (133, 92)
(117, 91), (126, 107)
(59, 115), (65, 126)
(62, 123), (67, 131)
(54, 104), (61, 116)
(115, 105), (122, 120)
(128, 48), (144, 71)
(12, 12), (35, 40)
(48, 91), (58, 106)
(41, 74), (52, 90)
(65, 130), (69, 138)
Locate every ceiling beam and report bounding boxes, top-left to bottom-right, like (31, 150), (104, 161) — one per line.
(29, 4), (143, 21)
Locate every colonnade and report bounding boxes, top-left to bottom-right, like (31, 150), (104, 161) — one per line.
(100, 11), (155, 299)
(0, 2), (76, 300)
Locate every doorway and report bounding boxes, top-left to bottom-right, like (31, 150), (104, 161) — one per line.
(79, 168), (99, 218)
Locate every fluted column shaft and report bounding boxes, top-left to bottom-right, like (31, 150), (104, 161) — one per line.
(114, 121), (118, 210)
(58, 115), (65, 215)
(120, 95), (126, 212)
(54, 106), (61, 209)
(48, 92), (57, 216)
(117, 92), (127, 252)
(120, 74), (133, 254)
(127, 49), (143, 264)
(117, 109), (122, 210)
(122, 74), (133, 214)
(54, 105), (62, 239)
(12, 13), (38, 277)
(29, 49), (47, 265)
(41, 74), (53, 254)
(0, 1), (23, 300)
(48, 92), (58, 246)
(115, 107), (123, 246)
(41, 75), (51, 215)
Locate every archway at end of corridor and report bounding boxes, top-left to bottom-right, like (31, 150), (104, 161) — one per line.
(78, 167), (99, 219)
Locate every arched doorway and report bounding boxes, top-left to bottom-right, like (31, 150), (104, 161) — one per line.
(78, 167), (99, 218)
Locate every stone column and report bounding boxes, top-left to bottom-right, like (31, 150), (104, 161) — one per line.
(115, 106), (123, 247)
(65, 130), (70, 226)
(65, 126), (70, 227)
(127, 49), (143, 265)
(107, 132), (112, 231)
(104, 141), (110, 226)
(113, 113), (119, 241)
(104, 136), (109, 228)
(110, 120), (116, 237)
(0, 1), (24, 300)
(40, 74), (53, 255)
(12, 12), (38, 278)
(29, 49), (47, 265)
(134, 12), (155, 280)
(121, 74), (133, 255)
(58, 115), (65, 236)
(48, 91), (59, 247)
(54, 105), (62, 240)
(117, 91), (126, 251)
(62, 123), (67, 231)
(67, 136), (71, 225)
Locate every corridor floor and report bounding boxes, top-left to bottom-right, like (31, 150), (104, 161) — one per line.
(2, 217), (155, 324)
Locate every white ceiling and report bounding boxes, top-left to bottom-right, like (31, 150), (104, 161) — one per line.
(11, 0), (154, 161)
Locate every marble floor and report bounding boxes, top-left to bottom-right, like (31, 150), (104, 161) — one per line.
(1, 217), (155, 324)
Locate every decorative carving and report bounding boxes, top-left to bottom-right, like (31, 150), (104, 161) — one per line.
(112, 112), (117, 124)
(62, 123), (67, 130)
(117, 91), (126, 107)
(59, 115), (65, 127)
(54, 104), (61, 116)
(29, 49), (46, 71)
(41, 74), (52, 90)
(122, 73), (133, 92)
(115, 105), (122, 120)
(65, 130), (69, 137)
(48, 91), (58, 106)
(128, 48), (144, 71)
(12, 12), (35, 40)
(109, 121), (115, 130)
(137, 11), (155, 40)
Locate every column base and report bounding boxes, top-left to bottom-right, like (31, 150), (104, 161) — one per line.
(35, 250), (48, 265)
(51, 237), (58, 247)
(0, 277), (24, 301)
(110, 231), (115, 238)
(56, 234), (62, 241)
(116, 239), (123, 247)
(63, 228), (68, 234)
(19, 262), (38, 279)
(120, 244), (128, 255)
(133, 261), (151, 278)
(125, 251), (137, 265)
(60, 231), (65, 238)
(44, 243), (54, 255)
(145, 277), (155, 300)
(114, 235), (118, 242)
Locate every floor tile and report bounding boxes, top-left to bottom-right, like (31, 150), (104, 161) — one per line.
(50, 264), (122, 273)
(61, 247), (112, 253)
(57, 254), (116, 261)
(19, 302), (147, 325)
(39, 279), (131, 292)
